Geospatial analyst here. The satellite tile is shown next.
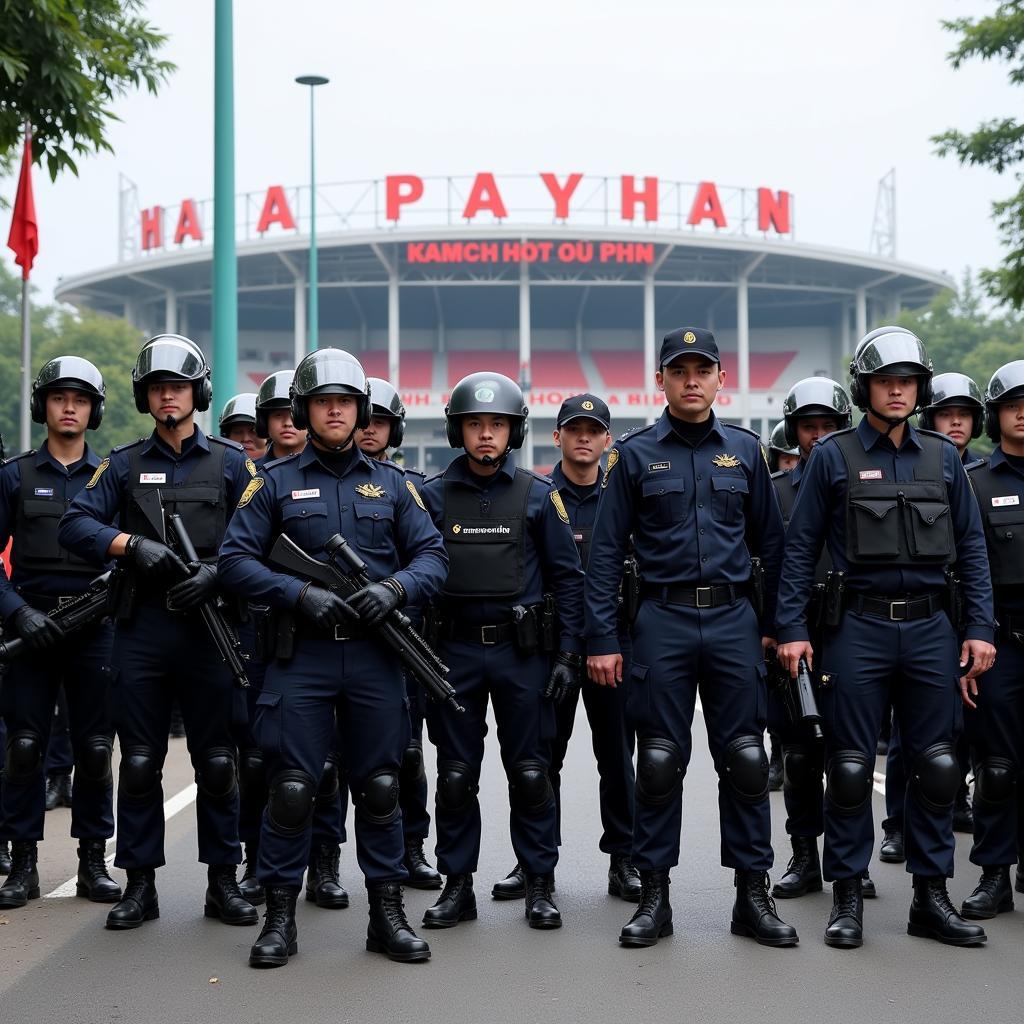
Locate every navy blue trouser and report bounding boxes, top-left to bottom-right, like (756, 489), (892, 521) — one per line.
(426, 639), (558, 876)
(401, 676), (430, 841)
(767, 688), (824, 839)
(0, 622), (114, 843)
(629, 598), (773, 872)
(45, 687), (74, 776)
(255, 637), (409, 889)
(111, 605), (242, 869)
(818, 609), (960, 880)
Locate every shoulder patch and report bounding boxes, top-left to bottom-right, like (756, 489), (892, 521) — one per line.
(245, 458), (257, 478)
(236, 476), (265, 509)
(405, 478), (427, 511)
(550, 489), (570, 524)
(602, 447), (620, 489)
(85, 458), (110, 490)
(111, 438), (146, 454)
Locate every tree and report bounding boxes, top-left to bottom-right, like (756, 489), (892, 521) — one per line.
(933, 2), (1024, 309)
(0, 0), (174, 181)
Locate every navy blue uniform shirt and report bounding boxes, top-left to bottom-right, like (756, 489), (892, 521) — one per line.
(775, 417), (994, 645)
(59, 427), (252, 565)
(550, 461), (600, 572)
(584, 409), (784, 657)
(0, 442), (105, 619)
(218, 444), (448, 611)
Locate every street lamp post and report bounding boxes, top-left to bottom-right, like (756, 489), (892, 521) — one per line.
(296, 74), (329, 352)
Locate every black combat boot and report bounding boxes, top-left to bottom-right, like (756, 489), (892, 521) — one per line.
(249, 887), (298, 968)
(952, 785), (975, 833)
(422, 872), (477, 928)
(75, 840), (121, 903)
(106, 868), (159, 929)
(961, 866), (1014, 920)
(772, 836), (823, 898)
(908, 875), (986, 946)
(491, 861), (526, 900)
(238, 843), (264, 906)
(619, 869), (672, 946)
(305, 841), (349, 908)
(768, 738), (784, 792)
(824, 877), (863, 948)
(1016, 861), (1024, 895)
(56, 773), (73, 807)
(861, 870), (877, 899)
(44, 774), (62, 811)
(608, 854), (642, 902)
(366, 882), (431, 962)
(403, 838), (442, 890)
(205, 864), (259, 925)
(0, 841), (39, 908)
(879, 827), (905, 863)
(731, 870), (798, 946)
(0, 840), (11, 876)
(525, 873), (561, 929)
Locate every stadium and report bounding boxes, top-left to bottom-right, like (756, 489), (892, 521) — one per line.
(54, 171), (951, 472)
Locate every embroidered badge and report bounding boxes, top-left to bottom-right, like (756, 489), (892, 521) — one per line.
(85, 459), (109, 489)
(712, 454), (740, 469)
(602, 448), (620, 489)
(355, 483), (386, 499)
(858, 469), (883, 481)
(236, 476), (265, 509)
(550, 489), (570, 525)
(139, 473), (166, 484)
(992, 495), (1020, 507)
(291, 488), (320, 500)
(683, 331), (697, 344)
(581, 400), (595, 411)
(406, 479), (427, 511)
(648, 461), (671, 472)
(245, 458), (257, 478)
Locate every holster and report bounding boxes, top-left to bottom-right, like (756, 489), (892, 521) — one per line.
(945, 570), (965, 635)
(108, 567), (137, 622)
(265, 608), (297, 661)
(749, 557), (765, 620)
(808, 583), (826, 631)
(513, 604), (540, 654)
(540, 594), (558, 653)
(823, 570), (846, 628)
(618, 556), (641, 629)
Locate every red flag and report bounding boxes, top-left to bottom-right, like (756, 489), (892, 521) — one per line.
(7, 130), (38, 280)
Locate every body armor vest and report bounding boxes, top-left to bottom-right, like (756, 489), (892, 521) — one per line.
(772, 468), (831, 582)
(441, 469), (533, 598)
(967, 459), (1024, 588)
(833, 430), (954, 567)
(13, 457), (94, 575)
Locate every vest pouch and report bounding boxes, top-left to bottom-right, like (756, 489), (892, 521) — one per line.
(848, 489), (900, 559)
(641, 476), (685, 525)
(904, 498), (954, 561)
(984, 507), (1024, 587)
(164, 485), (223, 554)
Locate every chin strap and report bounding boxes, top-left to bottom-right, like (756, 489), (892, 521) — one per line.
(154, 403), (195, 431)
(867, 403), (917, 437)
(307, 423), (359, 453)
(465, 447), (511, 470)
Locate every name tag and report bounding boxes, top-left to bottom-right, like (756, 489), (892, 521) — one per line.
(858, 469), (883, 481)
(33, 487), (54, 497)
(648, 461), (671, 472)
(992, 495), (1020, 507)
(291, 488), (320, 500)
(139, 473), (166, 484)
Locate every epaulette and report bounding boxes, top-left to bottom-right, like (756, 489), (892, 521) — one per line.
(402, 466), (426, 482)
(722, 422), (762, 441)
(770, 469), (792, 480)
(916, 427), (957, 446)
(4, 449), (36, 463)
(209, 435), (245, 452)
(372, 458), (404, 475)
(261, 451), (301, 472)
(816, 426), (856, 447)
(616, 424), (655, 444)
(517, 467), (553, 485)
(111, 438), (146, 454)
(965, 457), (989, 473)
(424, 469), (445, 485)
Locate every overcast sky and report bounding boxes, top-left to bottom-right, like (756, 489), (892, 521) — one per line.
(1, 0), (1017, 303)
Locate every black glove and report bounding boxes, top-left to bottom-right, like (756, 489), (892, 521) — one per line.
(297, 583), (359, 630)
(544, 650), (582, 705)
(347, 581), (400, 628)
(125, 535), (188, 579)
(166, 561), (218, 611)
(11, 605), (65, 651)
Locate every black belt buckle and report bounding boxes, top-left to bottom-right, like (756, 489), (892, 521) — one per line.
(889, 600), (908, 622)
(695, 586), (714, 609)
(480, 624), (498, 645)
(333, 625), (353, 641)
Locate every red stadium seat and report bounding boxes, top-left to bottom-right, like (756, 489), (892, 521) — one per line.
(447, 351), (519, 386)
(592, 350), (644, 388)
(531, 351), (587, 387)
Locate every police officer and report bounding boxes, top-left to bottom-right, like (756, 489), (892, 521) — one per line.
(767, 421), (800, 474)
(59, 334), (258, 930)
(254, 372), (306, 462)
(587, 328), (797, 949)
(0, 357), (119, 909)
(219, 348), (448, 968)
(419, 372), (584, 931)
(776, 327), (995, 948)
(219, 393), (267, 462)
(355, 376), (442, 891)
(959, 361), (1024, 919)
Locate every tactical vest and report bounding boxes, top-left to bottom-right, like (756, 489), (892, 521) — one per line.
(441, 469), (533, 598)
(13, 456), (94, 575)
(833, 430), (955, 567)
(772, 468), (831, 582)
(967, 459), (1024, 587)
(121, 442), (227, 559)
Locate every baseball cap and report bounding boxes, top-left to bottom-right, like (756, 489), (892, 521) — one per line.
(659, 327), (720, 368)
(556, 393), (611, 430)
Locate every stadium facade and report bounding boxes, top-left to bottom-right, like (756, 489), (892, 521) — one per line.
(54, 172), (952, 473)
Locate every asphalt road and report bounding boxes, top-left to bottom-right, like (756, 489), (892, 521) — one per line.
(2, 707), (1022, 1024)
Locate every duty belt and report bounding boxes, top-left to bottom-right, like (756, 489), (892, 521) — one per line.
(443, 620), (517, 645)
(296, 620), (364, 642)
(847, 592), (943, 622)
(640, 582), (747, 609)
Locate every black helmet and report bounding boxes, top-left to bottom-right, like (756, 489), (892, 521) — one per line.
(445, 372), (529, 450)
(984, 360), (1024, 442)
(919, 372), (984, 437)
(781, 377), (852, 447)
(31, 356), (106, 430)
(289, 348), (371, 431)
(255, 370), (294, 438)
(767, 421), (798, 472)
(849, 328), (932, 413)
(219, 393), (258, 434)
(132, 334), (212, 414)
(366, 377), (406, 449)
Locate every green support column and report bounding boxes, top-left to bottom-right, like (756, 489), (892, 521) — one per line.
(296, 75), (328, 352)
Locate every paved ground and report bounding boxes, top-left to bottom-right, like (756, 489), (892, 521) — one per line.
(2, 706), (1022, 1024)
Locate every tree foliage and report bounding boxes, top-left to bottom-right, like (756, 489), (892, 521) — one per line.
(0, 0), (174, 181)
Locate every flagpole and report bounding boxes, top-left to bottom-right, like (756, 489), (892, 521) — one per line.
(19, 275), (30, 452)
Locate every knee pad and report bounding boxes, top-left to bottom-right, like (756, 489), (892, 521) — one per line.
(782, 743), (821, 794)
(509, 759), (554, 815)
(267, 769), (316, 835)
(119, 745), (162, 800)
(912, 742), (961, 814)
(436, 759), (478, 813)
(5, 730), (43, 782)
(400, 743), (425, 788)
(356, 767), (401, 824)
(317, 756), (340, 802)
(195, 746), (237, 801)
(238, 749), (265, 800)
(723, 734), (769, 804)
(636, 738), (684, 806)
(974, 756), (1016, 807)
(76, 735), (113, 785)
(825, 750), (873, 814)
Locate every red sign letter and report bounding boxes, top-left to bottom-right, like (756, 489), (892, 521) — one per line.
(173, 199), (203, 244)
(540, 173), (583, 219)
(621, 176), (659, 222)
(141, 206), (162, 250)
(256, 186), (296, 233)
(386, 175), (424, 221)
(462, 173), (508, 220)
(757, 188), (790, 234)
(687, 181), (726, 228)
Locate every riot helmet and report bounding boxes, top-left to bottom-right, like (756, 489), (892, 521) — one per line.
(255, 370), (295, 438)
(849, 327), (932, 421)
(132, 334), (212, 415)
(445, 372), (528, 452)
(767, 421), (799, 472)
(366, 377), (406, 449)
(218, 393), (258, 434)
(31, 356), (106, 430)
(781, 377), (852, 448)
(918, 372), (984, 437)
(984, 360), (1024, 442)
(289, 348), (371, 442)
